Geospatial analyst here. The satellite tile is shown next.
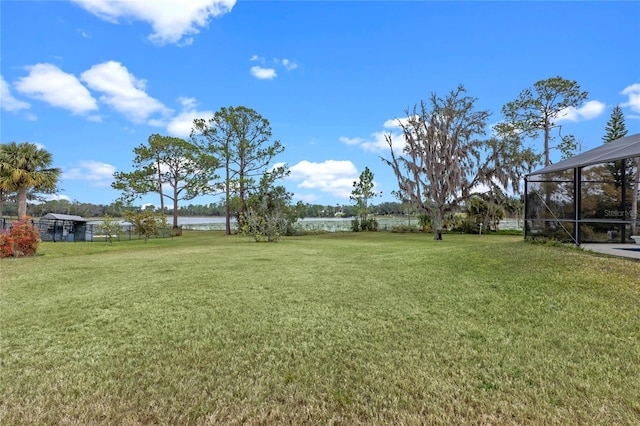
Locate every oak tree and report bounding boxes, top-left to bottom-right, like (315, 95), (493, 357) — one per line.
(382, 86), (536, 240)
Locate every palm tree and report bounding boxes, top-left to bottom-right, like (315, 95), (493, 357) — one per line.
(0, 142), (60, 219)
(0, 162), (18, 219)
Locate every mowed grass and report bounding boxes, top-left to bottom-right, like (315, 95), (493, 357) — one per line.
(1, 232), (639, 425)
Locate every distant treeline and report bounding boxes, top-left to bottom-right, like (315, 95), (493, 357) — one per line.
(6, 199), (415, 219)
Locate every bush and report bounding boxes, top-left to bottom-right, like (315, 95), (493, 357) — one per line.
(351, 217), (379, 232)
(525, 236), (572, 247)
(123, 211), (167, 242)
(97, 215), (122, 244)
(0, 219), (41, 258)
(0, 233), (14, 257)
(417, 214), (432, 231)
(364, 218), (379, 231)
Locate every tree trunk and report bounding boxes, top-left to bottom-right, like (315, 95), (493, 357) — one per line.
(17, 185), (28, 219)
(172, 186), (179, 229)
(224, 159), (231, 235)
(432, 211), (443, 240)
(157, 157), (165, 213)
(544, 121), (550, 166)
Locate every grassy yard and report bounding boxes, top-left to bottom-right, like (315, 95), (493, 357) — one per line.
(1, 231), (639, 425)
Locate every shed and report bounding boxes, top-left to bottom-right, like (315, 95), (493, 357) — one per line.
(525, 133), (640, 244)
(38, 213), (88, 242)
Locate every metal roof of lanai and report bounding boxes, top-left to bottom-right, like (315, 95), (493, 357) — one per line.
(528, 133), (640, 176)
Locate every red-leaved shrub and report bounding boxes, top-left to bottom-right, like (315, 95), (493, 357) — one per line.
(0, 218), (41, 258)
(0, 232), (14, 258)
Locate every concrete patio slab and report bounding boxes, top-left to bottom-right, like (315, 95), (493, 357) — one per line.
(581, 244), (640, 261)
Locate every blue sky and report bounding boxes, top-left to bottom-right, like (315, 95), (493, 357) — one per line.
(1, 0), (639, 209)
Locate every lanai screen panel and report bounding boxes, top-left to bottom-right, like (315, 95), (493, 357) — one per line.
(525, 169), (576, 243)
(525, 133), (640, 244)
(579, 161), (636, 243)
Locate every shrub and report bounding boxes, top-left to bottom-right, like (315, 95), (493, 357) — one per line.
(0, 233), (14, 257)
(364, 218), (379, 231)
(0, 218), (41, 258)
(417, 214), (432, 232)
(525, 236), (571, 247)
(351, 217), (379, 232)
(123, 211), (167, 242)
(97, 215), (122, 244)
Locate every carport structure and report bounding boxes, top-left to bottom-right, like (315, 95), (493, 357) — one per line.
(525, 133), (640, 244)
(38, 213), (88, 242)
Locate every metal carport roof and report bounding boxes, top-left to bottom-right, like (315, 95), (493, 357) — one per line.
(41, 213), (87, 222)
(528, 133), (640, 175)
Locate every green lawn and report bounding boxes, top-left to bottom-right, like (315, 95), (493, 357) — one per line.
(1, 231), (639, 424)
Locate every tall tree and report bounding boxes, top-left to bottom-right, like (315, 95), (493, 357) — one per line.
(382, 86), (536, 240)
(192, 106), (285, 235)
(602, 105), (630, 188)
(603, 105), (628, 143)
(602, 106), (636, 235)
(500, 76), (588, 166)
(0, 161), (18, 219)
(0, 142), (60, 219)
(112, 134), (219, 228)
(350, 166), (380, 230)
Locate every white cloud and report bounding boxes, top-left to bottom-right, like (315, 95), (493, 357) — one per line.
(24, 113), (38, 122)
(383, 119), (400, 129)
(81, 61), (170, 123)
(340, 122), (404, 153)
(64, 161), (117, 188)
(621, 83), (640, 114)
(166, 97), (214, 138)
(15, 63), (98, 115)
(249, 57), (298, 79)
(87, 114), (103, 123)
(71, 0), (236, 46)
(339, 136), (366, 146)
(43, 194), (72, 202)
(1, 75), (31, 112)
(383, 116), (417, 129)
(250, 66), (277, 80)
(282, 59), (298, 71)
(555, 100), (606, 122)
(287, 160), (358, 200)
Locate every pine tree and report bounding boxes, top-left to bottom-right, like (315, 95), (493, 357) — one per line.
(499, 76), (587, 166)
(602, 106), (630, 188)
(602, 106), (637, 236)
(603, 105), (628, 143)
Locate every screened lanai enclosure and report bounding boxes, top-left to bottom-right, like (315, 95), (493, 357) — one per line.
(525, 133), (640, 244)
